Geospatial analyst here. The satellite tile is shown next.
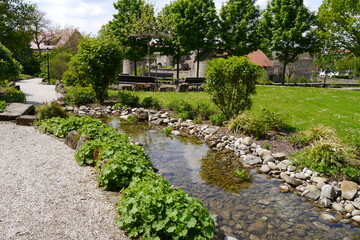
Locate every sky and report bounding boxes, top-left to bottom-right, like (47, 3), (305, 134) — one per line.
(31, 0), (323, 35)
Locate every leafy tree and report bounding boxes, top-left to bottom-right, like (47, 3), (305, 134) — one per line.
(205, 56), (262, 119)
(0, 42), (22, 81)
(318, 0), (360, 56)
(219, 0), (261, 57)
(40, 47), (74, 80)
(103, 0), (156, 75)
(169, 0), (218, 77)
(259, 0), (317, 84)
(0, 0), (37, 61)
(312, 53), (336, 87)
(29, 9), (52, 59)
(75, 37), (122, 104)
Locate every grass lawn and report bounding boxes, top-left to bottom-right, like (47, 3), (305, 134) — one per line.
(114, 86), (360, 148)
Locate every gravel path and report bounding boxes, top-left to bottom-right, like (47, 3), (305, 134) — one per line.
(17, 78), (61, 106)
(0, 122), (129, 240)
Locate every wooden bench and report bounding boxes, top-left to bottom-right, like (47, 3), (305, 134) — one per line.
(176, 77), (206, 92)
(144, 72), (174, 84)
(118, 75), (156, 91)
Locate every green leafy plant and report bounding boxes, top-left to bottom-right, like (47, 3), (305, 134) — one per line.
(209, 113), (227, 126)
(142, 96), (161, 109)
(112, 103), (129, 110)
(193, 117), (203, 124)
(36, 101), (69, 120)
(0, 100), (6, 112)
(63, 87), (96, 105)
(0, 87), (25, 103)
(117, 173), (215, 239)
(195, 103), (215, 120)
(0, 42), (22, 81)
(162, 126), (173, 136)
(114, 91), (139, 107)
(233, 169), (252, 181)
(168, 100), (195, 120)
(75, 139), (106, 166)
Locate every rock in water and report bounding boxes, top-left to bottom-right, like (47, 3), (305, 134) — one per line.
(280, 172), (302, 187)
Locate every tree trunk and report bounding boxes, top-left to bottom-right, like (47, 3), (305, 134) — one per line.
(176, 58), (180, 79)
(196, 59), (200, 78)
(282, 62), (287, 85)
(323, 75), (327, 88)
(134, 60), (137, 76)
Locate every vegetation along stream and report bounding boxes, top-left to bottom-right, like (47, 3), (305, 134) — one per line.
(107, 117), (360, 240)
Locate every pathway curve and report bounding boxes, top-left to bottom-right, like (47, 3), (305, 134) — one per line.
(17, 78), (61, 106)
(0, 122), (128, 239)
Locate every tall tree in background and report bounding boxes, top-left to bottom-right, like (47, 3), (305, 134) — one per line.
(259, 0), (317, 84)
(0, 0), (37, 61)
(0, 42), (22, 81)
(219, 0), (261, 57)
(317, 0), (360, 56)
(103, 0), (156, 75)
(29, 10), (53, 58)
(170, 0), (218, 77)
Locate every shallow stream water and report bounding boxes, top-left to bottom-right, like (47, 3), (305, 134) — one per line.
(108, 118), (360, 239)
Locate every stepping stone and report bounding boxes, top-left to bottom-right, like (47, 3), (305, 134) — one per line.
(16, 115), (38, 126)
(0, 103), (35, 121)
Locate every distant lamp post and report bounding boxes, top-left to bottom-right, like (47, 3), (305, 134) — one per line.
(46, 48), (50, 84)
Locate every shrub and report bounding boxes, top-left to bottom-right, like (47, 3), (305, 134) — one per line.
(0, 100), (6, 112)
(63, 87), (96, 105)
(0, 87), (25, 103)
(168, 100), (194, 120)
(142, 96), (161, 109)
(114, 91), (139, 107)
(98, 151), (153, 191)
(62, 54), (88, 87)
(117, 173), (215, 239)
(261, 109), (286, 132)
(78, 123), (129, 142)
(195, 103), (215, 120)
(75, 139), (106, 166)
(0, 42), (22, 81)
(205, 56), (262, 119)
(209, 113), (227, 126)
(297, 76), (309, 83)
(18, 74), (32, 80)
(37, 101), (69, 120)
(112, 103), (129, 110)
(41, 48), (74, 80)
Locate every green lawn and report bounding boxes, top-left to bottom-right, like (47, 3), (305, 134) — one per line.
(117, 86), (360, 148)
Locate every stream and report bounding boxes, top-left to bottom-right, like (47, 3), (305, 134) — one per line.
(108, 118), (360, 239)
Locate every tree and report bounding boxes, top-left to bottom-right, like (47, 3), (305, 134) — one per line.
(0, 42), (22, 81)
(75, 37), (122, 104)
(318, 0), (360, 56)
(29, 10), (52, 58)
(205, 56), (262, 119)
(312, 53), (336, 87)
(170, 0), (218, 77)
(259, 0), (317, 84)
(103, 0), (156, 75)
(0, 0), (37, 61)
(219, 0), (261, 57)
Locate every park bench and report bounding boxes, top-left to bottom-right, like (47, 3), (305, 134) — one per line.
(118, 74), (156, 91)
(176, 77), (206, 92)
(144, 72), (174, 84)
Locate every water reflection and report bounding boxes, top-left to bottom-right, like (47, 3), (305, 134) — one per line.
(107, 118), (360, 239)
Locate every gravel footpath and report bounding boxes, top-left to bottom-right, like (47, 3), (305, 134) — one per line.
(16, 78), (61, 106)
(0, 122), (129, 240)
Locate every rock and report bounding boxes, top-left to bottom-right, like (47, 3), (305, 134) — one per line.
(203, 127), (218, 135)
(277, 162), (288, 171)
(248, 222), (267, 236)
(320, 213), (337, 223)
(305, 189), (321, 201)
(287, 165), (297, 172)
(213, 228), (226, 240)
(273, 152), (287, 161)
(262, 156), (275, 164)
(279, 185), (289, 193)
(345, 203), (355, 213)
(267, 162), (278, 170)
(65, 130), (80, 149)
(241, 155), (262, 166)
(332, 203), (345, 212)
(15, 115), (38, 126)
(295, 173), (307, 180)
(352, 216), (360, 223)
(351, 201), (360, 210)
(352, 210), (360, 216)
(260, 165), (271, 174)
(241, 137), (252, 146)
(216, 142), (226, 149)
(341, 181), (359, 200)
(317, 181), (326, 190)
(258, 149), (271, 159)
(224, 236), (238, 240)
(319, 198), (332, 208)
(280, 172), (302, 187)
(312, 177), (328, 184)
(306, 185), (318, 191)
(171, 130), (181, 136)
(321, 184), (336, 200)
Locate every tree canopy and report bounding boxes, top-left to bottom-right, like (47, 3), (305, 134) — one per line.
(0, 42), (22, 81)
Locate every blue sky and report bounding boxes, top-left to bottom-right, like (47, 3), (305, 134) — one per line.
(31, 0), (323, 35)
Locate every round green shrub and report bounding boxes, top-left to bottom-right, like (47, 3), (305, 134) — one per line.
(115, 91), (139, 107)
(117, 173), (215, 239)
(0, 87), (25, 103)
(63, 87), (96, 105)
(142, 96), (161, 109)
(37, 101), (69, 120)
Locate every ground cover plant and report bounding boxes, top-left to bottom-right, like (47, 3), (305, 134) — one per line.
(63, 87), (96, 105)
(0, 87), (25, 103)
(0, 100), (6, 112)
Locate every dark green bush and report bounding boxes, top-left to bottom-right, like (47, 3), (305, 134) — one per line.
(142, 96), (161, 109)
(117, 173), (215, 239)
(210, 113), (227, 126)
(37, 101), (69, 120)
(195, 103), (215, 120)
(297, 76), (309, 83)
(0, 87), (25, 103)
(112, 103), (128, 110)
(114, 91), (139, 107)
(261, 109), (287, 132)
(168, 100), (195, 120)
(64, 87), (96, 105)
(332, 75), (352, 79)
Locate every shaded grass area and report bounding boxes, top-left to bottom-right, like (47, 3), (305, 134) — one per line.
(109, 86), (360, 148)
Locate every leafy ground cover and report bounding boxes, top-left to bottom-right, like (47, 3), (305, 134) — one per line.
(118, 86), (359, 149)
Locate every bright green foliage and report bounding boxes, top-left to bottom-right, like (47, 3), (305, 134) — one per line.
(37, 101), (68, 120)
(75, 139), (105, 166)
(0, 42), (22, 81)
(233, 169), (252, 181)
(41, 48), (74, 81)
(209, 113), (227, 127)
(0, 87), (25, 103)
(141, 96), (160, 109)
(63, 87), (96, 105)
(195, 103), (215, 120)
(78, 123), (129, 142)
(114, 91), (139, 107)
(98, 151), (152, 191)
(219, 0), (261, 56)
(205, 56), (262, 119)
(259, 0), (317, 84)
(117, 173), (215, 239)
(75, 37), (122, 103)
(0, 100), (6, 112)
(62, 54), (88, 86)
(318, 0), (360, 56)
(168, 100), (195, 119)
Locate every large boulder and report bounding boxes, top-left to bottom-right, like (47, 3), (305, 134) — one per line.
(341, 181), (358, 200)
(321, 184), (336, 201)
(258, 149), (271, 160)
(273, 152), (287, 161)
(65, 130), (80, 149)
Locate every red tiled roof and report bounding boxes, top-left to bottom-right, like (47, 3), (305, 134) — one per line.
(246, 50), (273, 67)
